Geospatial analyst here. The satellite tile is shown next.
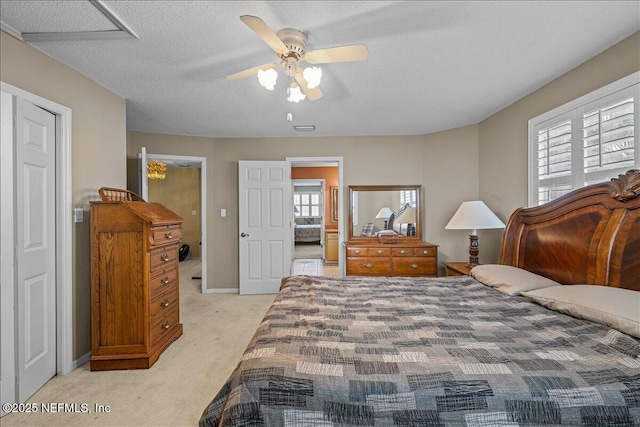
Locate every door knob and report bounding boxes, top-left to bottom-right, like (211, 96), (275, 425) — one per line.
(240, 232), (249, 237)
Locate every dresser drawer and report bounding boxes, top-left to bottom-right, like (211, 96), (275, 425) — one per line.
(391, 247), (436, 257)
(150, 305), (179, 347)
(150, 285), (178, 324)
(347, 257), (391, 275)
(149, 266), (178, 295)
(150, 246), (178, 270)
(150, 225), (182, 247)
(393, 257), (437, 276)
(346, 247), (390, 257)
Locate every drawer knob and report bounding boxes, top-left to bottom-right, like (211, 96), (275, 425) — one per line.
(422, 250), (430, 255)
(354, 249), (361, 254)
(161, 253), (169, 262)
(162, 299), (170, 307)
(411, 263), (420, 269)
(400, 250), (407, 254)
(365, 263), (373, 269)
(162, 321), (170, 330)
(164, 231), (173, 239)
(376, 250), (384, 254)
(161, 276), (170, 285)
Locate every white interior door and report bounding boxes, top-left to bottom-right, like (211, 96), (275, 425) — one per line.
(238, 160), (292, 294)
(15, 98), (57, 401)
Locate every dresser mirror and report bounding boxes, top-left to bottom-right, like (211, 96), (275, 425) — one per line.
(348, 185), (422, 241)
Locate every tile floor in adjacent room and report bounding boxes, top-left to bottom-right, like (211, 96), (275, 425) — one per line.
(291, 258), (340, 277)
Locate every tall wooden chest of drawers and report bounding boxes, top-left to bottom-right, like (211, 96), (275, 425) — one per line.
(90, 200), (184, 371)
(346, 241), (438, 277)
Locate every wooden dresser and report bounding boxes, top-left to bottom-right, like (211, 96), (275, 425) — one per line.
(90, 200), (184, 371)
(346, 240), (438, 276)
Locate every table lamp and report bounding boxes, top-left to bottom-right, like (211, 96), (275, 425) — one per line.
(445, 201), (505, 266)
(375, 207), (394, 229)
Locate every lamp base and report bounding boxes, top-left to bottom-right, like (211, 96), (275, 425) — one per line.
(467, 234), (479, 266)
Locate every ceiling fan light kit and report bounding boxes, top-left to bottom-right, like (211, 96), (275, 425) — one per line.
(228, 15), (368, 103)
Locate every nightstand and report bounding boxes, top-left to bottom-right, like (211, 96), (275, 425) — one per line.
(444, 262), (475, 277)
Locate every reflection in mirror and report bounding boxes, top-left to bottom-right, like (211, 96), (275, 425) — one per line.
(348, 185), (421, 240)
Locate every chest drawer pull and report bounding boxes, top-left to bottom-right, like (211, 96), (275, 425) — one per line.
(399, 249), (408, 254)
(161, 300), (170, 307)
(376, 250), (384, 255)
(164, 231), (173, 239)
(411, 263), (420, 269)
(161, 276), (170, 285)
(161, 253), (169, 262)
(365, 263), (373, 269)
(422, 250), (430, 255)
(354, 249), (361, 254)
(162, 321), (171, 330)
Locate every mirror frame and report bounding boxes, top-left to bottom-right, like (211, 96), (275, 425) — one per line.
(348, 185), (422, 242)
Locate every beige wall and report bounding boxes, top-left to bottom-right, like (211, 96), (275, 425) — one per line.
(128, 131), (480, 289)
(478, 31), (640, 262)
(1, 31), (127, 359)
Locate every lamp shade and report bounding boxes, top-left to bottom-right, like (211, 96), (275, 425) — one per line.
(375, 207), (394, 219)
(445, 201), (505, 234)
(396, 206), (416, 224)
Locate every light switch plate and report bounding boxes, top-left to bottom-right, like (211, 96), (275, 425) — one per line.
(221, 209), (226, 217)
(73, 208), (83, 223)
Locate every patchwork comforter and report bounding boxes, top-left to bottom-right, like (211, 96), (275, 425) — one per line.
(200, 275), (640, 426)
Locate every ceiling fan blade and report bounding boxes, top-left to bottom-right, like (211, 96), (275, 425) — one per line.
(226, 62), (279, 81)
(239, 15), (289, 56)
(304, 44), (369, 64)
(294, 70), (323, 101)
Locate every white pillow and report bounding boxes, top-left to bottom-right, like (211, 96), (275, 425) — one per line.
(522, 285), (640, 338)
(470, 264), (561, 296)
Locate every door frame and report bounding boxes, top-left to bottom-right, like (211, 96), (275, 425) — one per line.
(1, 82), (73, 410)
(141, 152), (208, 293)
(286, 156), (344, 276)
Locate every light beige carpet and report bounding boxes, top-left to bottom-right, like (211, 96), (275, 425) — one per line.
(1, 260), (276, 427)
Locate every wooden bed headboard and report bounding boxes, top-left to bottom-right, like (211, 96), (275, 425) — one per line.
(500, 169), (640, 291)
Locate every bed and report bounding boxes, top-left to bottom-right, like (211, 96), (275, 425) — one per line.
(295, 218), (322, 242)
(200, 170), (640, 426)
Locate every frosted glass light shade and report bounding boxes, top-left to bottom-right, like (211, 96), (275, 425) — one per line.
(287, 83), (306, 103)
(303, 66), (322, 89)
(257, 68), (277, 90)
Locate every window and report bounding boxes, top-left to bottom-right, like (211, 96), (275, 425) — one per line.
(529, 73), (639, 206)
(400, 190), (417, 208)
(294, 192), (321, 217)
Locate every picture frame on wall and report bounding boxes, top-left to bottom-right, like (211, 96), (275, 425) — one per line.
(331, 186), (338, 222)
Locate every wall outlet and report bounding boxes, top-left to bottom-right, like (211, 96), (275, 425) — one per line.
(221, 209), (226, 217)
(192, 210), (197, 216)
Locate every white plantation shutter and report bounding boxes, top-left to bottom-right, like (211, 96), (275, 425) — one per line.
(529, 73), (639, 206)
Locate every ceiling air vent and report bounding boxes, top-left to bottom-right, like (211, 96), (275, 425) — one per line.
(293, 125), (316, 132)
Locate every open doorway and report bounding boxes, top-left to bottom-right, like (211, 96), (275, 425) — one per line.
(139, 149), (207, 293)
(292, 179), (325, 261)
(288, 158), (343, 277)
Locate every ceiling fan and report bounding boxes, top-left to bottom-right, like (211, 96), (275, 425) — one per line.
(226, 15), (369, 102)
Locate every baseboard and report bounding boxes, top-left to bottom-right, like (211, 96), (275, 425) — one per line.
(203, 288), (239, 294)
(71, 351), (91, 371)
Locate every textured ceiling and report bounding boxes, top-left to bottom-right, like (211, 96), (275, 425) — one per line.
(1, 1), (639, 138)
